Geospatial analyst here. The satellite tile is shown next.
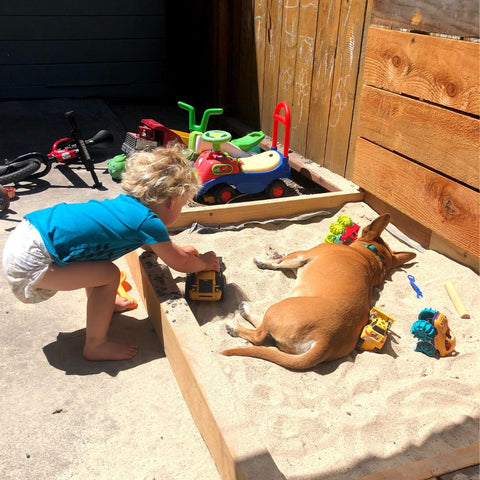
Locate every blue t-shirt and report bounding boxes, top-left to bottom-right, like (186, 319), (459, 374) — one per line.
(25, 194), (169, 265)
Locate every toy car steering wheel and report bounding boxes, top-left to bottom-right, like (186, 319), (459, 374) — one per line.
(202, 130), (232, 151)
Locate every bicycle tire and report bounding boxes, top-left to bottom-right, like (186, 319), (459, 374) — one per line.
(0, 185), (10, 211)
(0, 158), (42, 185)
(11, 152), (52, 179)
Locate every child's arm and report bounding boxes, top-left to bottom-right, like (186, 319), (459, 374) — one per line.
(149, 241), (219, 273)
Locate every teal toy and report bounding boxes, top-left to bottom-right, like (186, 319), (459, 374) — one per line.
(411, 308), (457, 358)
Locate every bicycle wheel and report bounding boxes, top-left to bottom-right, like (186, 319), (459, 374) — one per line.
(0, 185), (10, 211)
(0, 158), (42, 185)
(12, 152), (52, 179)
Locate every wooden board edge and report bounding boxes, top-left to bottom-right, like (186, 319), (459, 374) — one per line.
(353, 138), (480, 259)
(357, 443), (479, 480)
(125, 251), (286, 480)
(429, 232), (480, 273)
(171, 191), (364, 230)
(364, 193), (479, 272)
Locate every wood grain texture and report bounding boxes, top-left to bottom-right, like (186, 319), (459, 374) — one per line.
(353, 138), (479, 258)
(371, 0), (480, 38)
(324, 0), (369, 176)
(260, 0), (284, 135)
(125, 251), (286, 480)
(363, 27), (480, 115)
(305, 0), (342, 165)
(358, 86), (480, 189)
(290, 0), (319, 153)
(169, 191), (364, 230)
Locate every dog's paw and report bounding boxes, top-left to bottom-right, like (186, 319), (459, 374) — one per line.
(254, 257), (273, 270)
(239, 301), (251, 318)
(225, 323), (239, 337)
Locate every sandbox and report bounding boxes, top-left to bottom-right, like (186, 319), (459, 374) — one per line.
(126, 191), (479, 480)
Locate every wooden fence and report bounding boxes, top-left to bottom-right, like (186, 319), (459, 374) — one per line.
(208, 0), (370, 178)
(351, 0), (479, 262)
(207, 0), (479, 265)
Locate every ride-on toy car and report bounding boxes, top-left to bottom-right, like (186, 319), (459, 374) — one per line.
(193, 102), (291, 204)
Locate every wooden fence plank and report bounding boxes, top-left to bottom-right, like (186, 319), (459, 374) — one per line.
(352, 138), (479, 258)
(324, 0), (369, 176)
(371, 0), (480, 38)
(254, 0), (268, 115)
(277, 0), (299, 109)
(358, 86), (480, 189)
(290, 0), (318, 153)
(305, 0), (342, 165)
(363, 27), (480, 115)
(260, 0), (284, 135)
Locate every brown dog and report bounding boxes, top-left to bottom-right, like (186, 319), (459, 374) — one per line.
(222, 214), (416, 370)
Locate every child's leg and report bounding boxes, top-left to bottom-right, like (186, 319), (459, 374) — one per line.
(36, 260), (138, 361)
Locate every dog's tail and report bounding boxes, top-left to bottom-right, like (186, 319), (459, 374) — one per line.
(221, 342), (327, 370)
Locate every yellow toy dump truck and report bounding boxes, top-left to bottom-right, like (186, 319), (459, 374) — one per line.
(357, 307), (395, 352)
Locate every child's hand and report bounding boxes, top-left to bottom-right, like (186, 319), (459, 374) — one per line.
(199, 251), (220, 272)
(182, 245), (199, 256)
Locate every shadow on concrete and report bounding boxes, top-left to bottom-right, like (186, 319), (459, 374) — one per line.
(42, 314), (164, 376)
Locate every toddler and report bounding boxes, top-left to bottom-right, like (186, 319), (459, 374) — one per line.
(3, 145), (219, 361)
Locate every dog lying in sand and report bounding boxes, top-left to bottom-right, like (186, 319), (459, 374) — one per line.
(222, 214), (416, 370)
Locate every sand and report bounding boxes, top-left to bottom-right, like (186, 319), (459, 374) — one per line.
(168, 201), (480, 479)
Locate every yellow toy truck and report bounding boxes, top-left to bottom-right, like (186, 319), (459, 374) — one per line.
(357, 307), (395, 352)
(185, 258), (225, 301)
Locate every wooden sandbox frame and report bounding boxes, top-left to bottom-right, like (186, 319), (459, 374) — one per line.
(125, 181), (479, 480)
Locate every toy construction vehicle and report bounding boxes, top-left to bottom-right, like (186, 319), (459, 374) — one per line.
(357, 307), (395, 352)
(411, 308), (456, 358)
(185, 258), (225, 301)
(121, 119), (185, 155)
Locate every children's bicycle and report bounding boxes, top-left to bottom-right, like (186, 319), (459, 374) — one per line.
(0, 111), (113, 210)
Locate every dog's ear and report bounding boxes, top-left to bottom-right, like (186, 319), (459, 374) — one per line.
(361, 214), (391, 240)
(391, 251), (416, 269)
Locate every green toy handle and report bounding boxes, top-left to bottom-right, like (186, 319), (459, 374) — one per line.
(178, 101), (223, 133)
(202, 130), (232, 151)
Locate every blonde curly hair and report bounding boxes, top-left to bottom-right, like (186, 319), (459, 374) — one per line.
(121, 144), (201, 205)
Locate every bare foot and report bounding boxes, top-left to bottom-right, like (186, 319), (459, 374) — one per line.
(83, 338), (138, 361)
(114, 294), (137, 312)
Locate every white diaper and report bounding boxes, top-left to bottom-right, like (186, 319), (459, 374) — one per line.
(2, 219), (57, 303)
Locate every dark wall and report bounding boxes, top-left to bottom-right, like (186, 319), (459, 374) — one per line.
(0, 1), (172, 100)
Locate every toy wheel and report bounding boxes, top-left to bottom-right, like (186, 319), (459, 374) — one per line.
(411, 319), (436, 341)
(202, 130), (232, 151)
(418, 308), (436, 321)
(213, 184), (236, 204)
(266, 179), (286, 199)
(414, 340), (437, 357)
(0, 157), (42, 185)
(0, 185), (10, 211)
